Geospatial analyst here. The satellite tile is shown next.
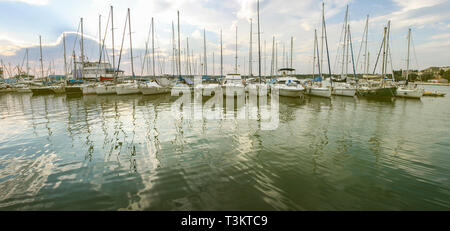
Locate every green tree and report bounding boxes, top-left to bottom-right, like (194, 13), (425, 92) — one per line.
(442, 70), (450, 81)
(421, 72), (434, 81)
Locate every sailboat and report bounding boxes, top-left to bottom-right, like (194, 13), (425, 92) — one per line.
(30, 36), (54, 95)
(115, 9), (141, 95)
(222, 26), (245, 97)
(140, 17), (170, 95)
(305, 29), (331, 98)
(271, 68), (304, 97)
(357, 21), (397, 99)
(396, 28), (423, 99)
(330, 5), (356, 97)
(194, 29), (220, 96)
(245, 0), (269, 96)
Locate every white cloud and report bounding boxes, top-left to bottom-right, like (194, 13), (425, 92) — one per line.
(0, 0), (49, 5)
(0, 0), (449, 75)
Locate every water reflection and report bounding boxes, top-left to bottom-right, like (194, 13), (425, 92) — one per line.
(0, 88), (449, 210)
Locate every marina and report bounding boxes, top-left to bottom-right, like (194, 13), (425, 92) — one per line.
(0, 0), (449, 212)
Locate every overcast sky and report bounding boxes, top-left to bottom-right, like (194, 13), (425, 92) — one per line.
(0, 0), (449, 77)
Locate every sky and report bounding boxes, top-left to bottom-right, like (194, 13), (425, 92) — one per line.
(0, 0), (449, 77)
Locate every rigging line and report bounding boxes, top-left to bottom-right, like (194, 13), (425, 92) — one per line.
(411, 34), (420, 70)
(372, 35), (385, 74)
(116, 11), (129, 72)
(356, 17), (368, 72)
(99, 10), (111, 64)
(140, 20), (152, 76)
(333, 22), (345, 74)
(323, 9), (332, 79)
(348, 26), (357, 81)
(388, 41), (395, 80)
(71, 21), (81, 55)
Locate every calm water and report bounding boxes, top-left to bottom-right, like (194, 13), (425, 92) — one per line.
(0, 86), (449, 210)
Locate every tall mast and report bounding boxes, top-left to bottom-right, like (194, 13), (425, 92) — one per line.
(99, 15), (102, 62)
(187, 37), (191, 76)
(385, 20), (391, 79)
(348, 25), (357, 81)
(264, 40), (267, 77)
(312, 30), (316, 77)
(81, 18), (84, 64)
(203, 28), (207, 76)
(320, 2), (325, 72)
(249, 18), (252, 78)
(406, 28), (411, 84)
(213, 52), (215, 76)
(128, 8), (135, 77)
(172, 21), (175, 77)
(323, 3), (332, 84)
(177, 11), (181, 77)
(111, 6), (116, 75)
(220, 29), (223, 78)
(270, 36), (275, 78)
(152, 17), (155, 78)
(364, 15), (369, 74)
(73, 51), (76, 79)
(257, 0), (261, 83)
(39, 36), (44, 80)
(63, 33), (67, 78)
(315, 29), (322, 78)
(341, 5), (348, 76)
(80, 17), (85, 79)
(345, 17), (350, 76)
(235, 26), (238, 74)
(290, 37), (293, 68)
(381, 26), (387, 77)
(275, 41), (278, 76)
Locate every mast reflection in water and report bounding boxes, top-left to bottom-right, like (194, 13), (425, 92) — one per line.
(0, 86), (449, 210)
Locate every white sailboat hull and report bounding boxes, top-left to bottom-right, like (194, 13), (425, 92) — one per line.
(279, 88), (304, 97)
(306, 87), (332, 98)
(396, 88), (423, 99)
(116, 85), (140, 95)
(95, 85), (116, 95)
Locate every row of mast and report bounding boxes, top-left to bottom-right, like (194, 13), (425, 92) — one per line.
(24, 2), (413, 82)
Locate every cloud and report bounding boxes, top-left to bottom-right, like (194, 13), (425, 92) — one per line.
(0, 0), (49, 5)
(0, 0), (449, 75)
